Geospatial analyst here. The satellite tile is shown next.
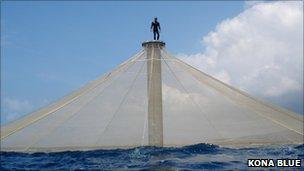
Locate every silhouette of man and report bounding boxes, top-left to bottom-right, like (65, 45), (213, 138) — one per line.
(151, 18), (161, 40)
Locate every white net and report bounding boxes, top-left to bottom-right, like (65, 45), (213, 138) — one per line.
(1, 42), (303, 152)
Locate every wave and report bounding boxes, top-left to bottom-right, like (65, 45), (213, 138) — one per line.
(1, 143), (303, 170)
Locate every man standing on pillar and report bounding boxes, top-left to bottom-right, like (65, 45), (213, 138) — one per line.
(151, 18), (161, 40)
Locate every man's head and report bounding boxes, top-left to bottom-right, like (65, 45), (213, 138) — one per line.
(154, 18), (157, 22)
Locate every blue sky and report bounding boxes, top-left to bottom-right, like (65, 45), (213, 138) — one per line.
(1, 1), (302, 125)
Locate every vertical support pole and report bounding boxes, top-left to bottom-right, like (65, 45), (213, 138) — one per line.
(142, 41), (165, 147)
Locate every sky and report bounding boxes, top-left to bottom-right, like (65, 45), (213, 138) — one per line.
(1, 1), (303, 125)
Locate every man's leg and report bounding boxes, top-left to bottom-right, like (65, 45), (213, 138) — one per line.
(153, 31), (156, 40)
(157, 31), (160, 40)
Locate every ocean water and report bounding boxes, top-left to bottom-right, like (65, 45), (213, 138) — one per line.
(1, 143), (303, 170)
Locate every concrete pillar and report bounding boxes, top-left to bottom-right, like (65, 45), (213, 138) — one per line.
(142, 41), (165, 147)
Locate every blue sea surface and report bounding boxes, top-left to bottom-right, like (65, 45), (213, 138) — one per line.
(1, 143), (303, 170)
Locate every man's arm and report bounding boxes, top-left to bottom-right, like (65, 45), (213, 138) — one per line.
(158, 24), (161, 32)
(150, 23), (153, 31)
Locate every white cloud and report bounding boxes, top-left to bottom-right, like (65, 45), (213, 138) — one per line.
(1, 97), (53, 124)
(214, 70), (231, 85)
(244, 1), (264, 9)
(3, 98), (33, 112)
(163, 84), (211, 106)
(179, 1), (303, 113)
(1, 98), (34, 123)
(163, 84), (189, 104)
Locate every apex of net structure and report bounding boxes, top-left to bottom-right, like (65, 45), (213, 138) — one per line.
(1, 22), (303, 152)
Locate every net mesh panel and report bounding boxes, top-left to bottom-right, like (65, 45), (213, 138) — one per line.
(1, 45), (303, 152)
(1, 52), (149, 151)
(161, 50), (303, 146)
